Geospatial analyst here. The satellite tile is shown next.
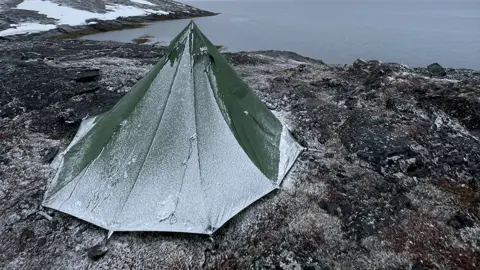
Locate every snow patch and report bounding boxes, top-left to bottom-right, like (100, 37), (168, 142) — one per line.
(17, 0), (168, 25)
(0, 22), (56, 36)
(130, 0), (155, 6)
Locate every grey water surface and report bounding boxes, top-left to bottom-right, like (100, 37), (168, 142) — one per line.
(82, 0), (480, 68)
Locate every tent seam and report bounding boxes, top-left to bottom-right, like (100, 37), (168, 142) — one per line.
(110, 52), (184, 229)
(192, 58), (213, 232)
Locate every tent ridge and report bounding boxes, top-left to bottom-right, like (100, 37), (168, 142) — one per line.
(191, 59), (213, 232)
(171, 133), (197, 224)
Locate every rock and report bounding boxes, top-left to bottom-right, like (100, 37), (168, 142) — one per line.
(18, 228), (35, 252)
(0, 20), (9, 31)
(324, 153), (334, 158)
(73, 69), (101, 83)
(353, 59), (368, 70)
(411, 261), (433, 270)
(42, 146), (59, 164)
(37, 237), (47, 247)
(87, 244), (108, 260)
(37, 211), (53, 221)
(0, 155), (10, 165)
(266, 102), (278, 110)
(56, 24), (77, 33)
(427, 62), (447, 77)
(447, 213), (474, 229)
(320, 201), (341, 216)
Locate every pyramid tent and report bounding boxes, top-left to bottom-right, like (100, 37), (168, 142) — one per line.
(43, 21), (302, 234)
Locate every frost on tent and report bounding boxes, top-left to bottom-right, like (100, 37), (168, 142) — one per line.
(42, 21), (302, 235)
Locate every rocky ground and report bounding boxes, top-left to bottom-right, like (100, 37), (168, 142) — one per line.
(0, 39), (479, 269)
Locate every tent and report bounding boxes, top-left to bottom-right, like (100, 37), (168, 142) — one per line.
(43, 21), (302, 234)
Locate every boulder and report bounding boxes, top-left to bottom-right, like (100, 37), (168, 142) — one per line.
(427, 62), (447, 77)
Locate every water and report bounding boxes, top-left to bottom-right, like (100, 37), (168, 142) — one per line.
(83, 0), (480, 68)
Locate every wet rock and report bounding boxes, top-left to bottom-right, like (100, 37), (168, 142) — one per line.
(427, 62), (447, 77)
(87, 244), (108, 260)
(73, 69), (101, 83)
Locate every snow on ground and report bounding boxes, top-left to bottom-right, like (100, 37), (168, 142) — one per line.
(0, 22), (56, 36)
(130, 0), (155, 6)
(0, 0), (170, 36)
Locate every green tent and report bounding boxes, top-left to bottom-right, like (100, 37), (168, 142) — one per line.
(43, 21), (302, 234)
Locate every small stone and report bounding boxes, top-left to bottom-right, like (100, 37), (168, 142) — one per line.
(18, 228), (35, 252)
(385, 98), (396, 109)
(43, 146), (59, 164)
(266, 102), (277, 110)
(20, 228), (35, 240)
(353, 59), (368, 69)
(324, 153), (334, 158)
(87, 244), (108, 260)
(0, 155), (10, 165)
(427, 62), (447, 77)
(375, 181), (393, 193)
(37, 210), (53, 221)
(37, 237), (47, 247)
(73, 69), (101, 83)
(320, 201), (340, 216)
(412, 261), (433, 270)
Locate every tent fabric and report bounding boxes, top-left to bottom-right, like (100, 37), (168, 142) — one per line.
(43, 21), (303, 234)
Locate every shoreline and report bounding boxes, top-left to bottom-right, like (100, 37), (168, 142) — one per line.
(0, 9), (218, 41)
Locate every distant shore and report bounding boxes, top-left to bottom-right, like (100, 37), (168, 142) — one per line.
(0, 0), (217, 41)
(0, 10), (217, 41)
